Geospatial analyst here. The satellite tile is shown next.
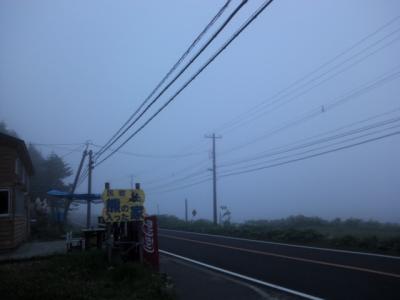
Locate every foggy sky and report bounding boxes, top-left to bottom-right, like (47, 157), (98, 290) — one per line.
(1, 0), (399, 223)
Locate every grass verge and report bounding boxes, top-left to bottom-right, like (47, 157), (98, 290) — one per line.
(0, 250), (175, 300)
(158, 215), (400, 256)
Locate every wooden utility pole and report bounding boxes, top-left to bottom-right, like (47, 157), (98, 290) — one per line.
(87, 149), (93, 228)
(205, 133), (222, 225)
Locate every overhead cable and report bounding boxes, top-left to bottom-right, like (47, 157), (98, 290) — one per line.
(95, 0), (275, 167)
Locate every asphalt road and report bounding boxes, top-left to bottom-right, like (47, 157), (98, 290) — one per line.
(160, 254), (293, 300)
(159, 228), (400, 300)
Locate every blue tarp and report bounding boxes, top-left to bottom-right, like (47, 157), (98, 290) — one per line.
(47, 189), (101, 200)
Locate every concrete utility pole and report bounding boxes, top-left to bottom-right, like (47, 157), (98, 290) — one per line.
(87, 149), (93, 228)
(64, 148), (88, 223)
(185, 198), (188, 222)
(205, 133), (222, 225)
(71, 149), (88, 194)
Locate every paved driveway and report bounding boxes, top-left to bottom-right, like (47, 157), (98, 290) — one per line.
(0, 240), (65, 262)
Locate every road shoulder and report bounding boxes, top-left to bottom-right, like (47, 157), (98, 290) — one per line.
(160, 253), (297, 300)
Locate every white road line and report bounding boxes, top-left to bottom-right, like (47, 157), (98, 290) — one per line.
(160, 228), (400, 260)
(160, 249), (323, 300)
(163, 254), (272, 299)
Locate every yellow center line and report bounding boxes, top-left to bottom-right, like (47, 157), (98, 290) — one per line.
(159, 233), (400, 279)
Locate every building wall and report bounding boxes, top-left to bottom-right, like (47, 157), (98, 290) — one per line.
(0, 146), (17, 187)
(0, 218), (14, 249)
(0, 217), (28, 250)
(13, 216), (27, 246)
(0, 146), (30, 250)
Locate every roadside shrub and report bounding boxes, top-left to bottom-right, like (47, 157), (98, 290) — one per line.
(158, 214), (400, 255)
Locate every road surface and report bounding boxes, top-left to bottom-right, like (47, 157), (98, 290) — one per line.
(159, 228), (400, 300)
(160, 254), (293, 300)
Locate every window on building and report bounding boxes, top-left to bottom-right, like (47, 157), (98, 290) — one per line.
(0, 189), (10, 215)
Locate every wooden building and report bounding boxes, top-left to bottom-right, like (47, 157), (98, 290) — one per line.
(0, 133), (34, 250)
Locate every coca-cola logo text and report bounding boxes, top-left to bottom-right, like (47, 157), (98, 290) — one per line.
(143, 219), (154, 253)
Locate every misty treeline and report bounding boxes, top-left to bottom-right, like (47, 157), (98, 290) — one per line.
(158, 215), (400, 255)
(1, 121), (72, 237)
(0, 121), (72, 198)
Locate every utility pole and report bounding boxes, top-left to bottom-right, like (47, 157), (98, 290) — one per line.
(64, 148), (88, 222)
(205, 133), (222, 225)
(157, 204), (160, 215)
(71, 149), (88, 194)
(87, 149), (93, 228)
(185, 198), (188, 222)
(130, 174), (134, 189)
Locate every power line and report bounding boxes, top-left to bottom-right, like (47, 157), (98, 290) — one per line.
(140, 67), (400, 188)
(219, 116), (400, 171)
(220, 31), (400, 136)
(148, 127), (400, 194)
(147, 176), (212, 194)
(94, 0), (246, 160)
(94, 7), (400, 192)
(97, 5), (400, 182)
(214, 15), (400, 134)
(141, 16), (400, 180)
(31, 143), (86, 152)
(145, 167), (208, 189)
(60, 144), (86, 159)
(126, 19), (400, 185)
(94, 1), (231, 159)
(219, 65), (400, 156)
(145, 112), (400, 193)
(31, 142), (85, 146)
(90, 143), (205, 159)
(139, 16), (400, 182)
(94, 0), (275, 167)
(140, 67), (400, 190)
(129, 138), (212, 180)
(219, 107), (400, 168)
(219, 130), (400, 179)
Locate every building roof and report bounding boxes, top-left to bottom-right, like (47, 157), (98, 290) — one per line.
(0, 132), (34, 175)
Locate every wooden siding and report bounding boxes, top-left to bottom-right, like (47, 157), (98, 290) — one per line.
(13, 216), (27, 245)
(0, 146), (29, 191)
(0, 218), (15, 249)
(0, 217), (28, 250)
(0, 146), (16, 186)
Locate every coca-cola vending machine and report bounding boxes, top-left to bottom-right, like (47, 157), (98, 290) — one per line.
(142, 215), (159, 271)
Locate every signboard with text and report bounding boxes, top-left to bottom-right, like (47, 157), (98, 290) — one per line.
(101, 188), (145, 222)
